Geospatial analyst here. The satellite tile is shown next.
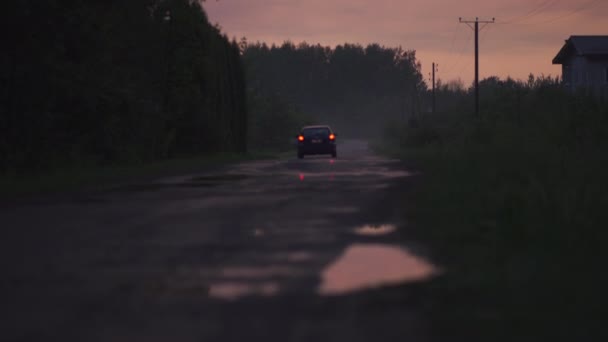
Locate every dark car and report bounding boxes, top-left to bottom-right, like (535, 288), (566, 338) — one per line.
(296, 125), (337, 159)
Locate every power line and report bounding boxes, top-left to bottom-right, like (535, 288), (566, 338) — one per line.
(497, 0), (561, 24)
(445, 22), (462, 56)
(437, 22), (465, 78)
(447, 26), (495, 83)
(442, 18), (495, 81)
(442, 28), (473, 75)
(497, 0), (602, 26)
(533, 0), (602, 25)
(427, 22), (462, 87)
(477, 24), (495, 81)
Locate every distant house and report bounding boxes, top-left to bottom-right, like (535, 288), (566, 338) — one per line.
(552, 35), (608, 98)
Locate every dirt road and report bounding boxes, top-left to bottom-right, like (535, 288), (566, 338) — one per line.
(1, 140), (437, 342)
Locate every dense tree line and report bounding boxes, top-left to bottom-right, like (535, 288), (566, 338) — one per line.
(242, 41), (427, 137)
(0, 0), (247, 175)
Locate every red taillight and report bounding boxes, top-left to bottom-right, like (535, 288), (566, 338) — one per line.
(329, 134), (335, 140)
(298, 135), (304, 142)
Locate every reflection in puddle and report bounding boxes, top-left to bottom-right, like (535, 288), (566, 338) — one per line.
(354, 224), (397, 236)
(165, 264), (299, 301)
(318, 244), (438, 296)
(209, 282), (279, 300)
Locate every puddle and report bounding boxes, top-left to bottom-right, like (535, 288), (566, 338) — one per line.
(318, 244), (438, 296)
(354, 224), (397, 236)
(162, 267), (285, 300)
(209, 282), (279, 300)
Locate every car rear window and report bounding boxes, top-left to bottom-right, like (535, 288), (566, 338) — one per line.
(302, 127), (330, 137)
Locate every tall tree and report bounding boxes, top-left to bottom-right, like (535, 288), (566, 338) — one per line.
(0, 0), (247, 174)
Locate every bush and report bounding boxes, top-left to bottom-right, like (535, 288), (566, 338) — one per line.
(385, 76), (608, 340)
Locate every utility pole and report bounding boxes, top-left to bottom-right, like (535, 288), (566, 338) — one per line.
(431, 62), (438, 114)
(459, 17), (494, 118)
(163, 10), (173, 120)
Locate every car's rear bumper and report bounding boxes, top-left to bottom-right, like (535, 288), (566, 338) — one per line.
(297, 142), (336, 155)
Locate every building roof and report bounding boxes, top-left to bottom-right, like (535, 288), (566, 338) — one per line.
(552, 36), (608, 64)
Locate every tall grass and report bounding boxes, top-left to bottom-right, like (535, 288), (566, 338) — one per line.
(383, 76), (608, 340)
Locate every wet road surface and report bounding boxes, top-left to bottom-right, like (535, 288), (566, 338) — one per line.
(1, 140), (437, 342)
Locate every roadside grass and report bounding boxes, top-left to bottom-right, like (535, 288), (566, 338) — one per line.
(379, 89), (608, 340)
(0, 149), (286, 199)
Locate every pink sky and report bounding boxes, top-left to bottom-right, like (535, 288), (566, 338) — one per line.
(202, 0), (608, 86)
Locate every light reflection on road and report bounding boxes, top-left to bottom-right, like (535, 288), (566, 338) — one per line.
(209, 282), (279, 301)
(354, 224), (397, 236)
(318, 244), (438, 296)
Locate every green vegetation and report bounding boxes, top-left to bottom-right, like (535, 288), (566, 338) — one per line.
(247, 90), (313, 152)
(1, 0), (247, 176)
(380, 75), (607, 340)
(242, 41), (426, 138)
